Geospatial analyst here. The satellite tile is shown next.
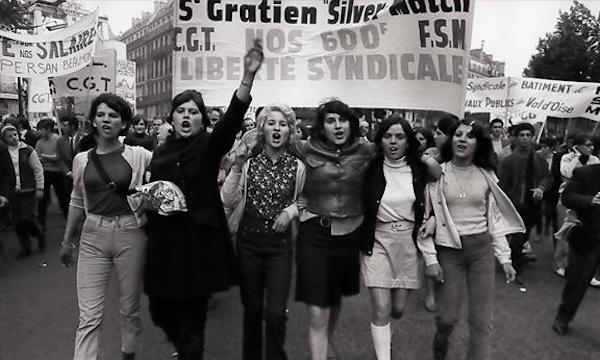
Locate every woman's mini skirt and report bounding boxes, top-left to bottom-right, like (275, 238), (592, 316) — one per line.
(295, 217), (361, 307)
(361, 220), (421, 289)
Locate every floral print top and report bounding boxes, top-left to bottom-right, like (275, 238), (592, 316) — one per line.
(246, 149), (298, 220)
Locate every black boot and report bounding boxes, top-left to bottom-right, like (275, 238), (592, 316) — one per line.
(122, 352), (135, 360)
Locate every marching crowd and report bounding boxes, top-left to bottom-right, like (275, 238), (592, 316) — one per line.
(1, 42), (600, 360)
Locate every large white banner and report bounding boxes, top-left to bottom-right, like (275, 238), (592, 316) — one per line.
(173, 0), (474, 115)
(0, 11), (98, 78)
(465, 76), (600, 124)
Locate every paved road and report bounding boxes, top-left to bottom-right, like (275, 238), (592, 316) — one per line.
(1, 205), (599, 360)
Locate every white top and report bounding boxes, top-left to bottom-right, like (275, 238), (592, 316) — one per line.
(377, 157), (416, 222)
(445, 163), (489, 235)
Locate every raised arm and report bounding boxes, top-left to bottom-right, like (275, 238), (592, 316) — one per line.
(209, 40), (264, 158)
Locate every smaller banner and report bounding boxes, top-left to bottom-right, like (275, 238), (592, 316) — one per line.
(27, 77), (52, 113)
(0, 10), (98, 78)
(465, 76), (600, 124)
(116, 59), (136, 112)
(53, 48), (116, 118)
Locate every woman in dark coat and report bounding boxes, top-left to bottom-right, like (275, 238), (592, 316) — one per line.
(143, 41), (263, 360)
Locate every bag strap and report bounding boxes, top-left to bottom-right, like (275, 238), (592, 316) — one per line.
(89, 148), (117, 191)
(89, 148), (134, 196)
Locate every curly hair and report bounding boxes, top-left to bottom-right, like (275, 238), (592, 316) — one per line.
(374, 115), (422, 167)
(250, 103), (298, 157)
(313, 99), (359, 146)
(441, 120), (497, 171)
(90, 93), (132, 125)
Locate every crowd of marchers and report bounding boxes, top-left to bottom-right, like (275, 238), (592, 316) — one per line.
(1, 41), (599, 360)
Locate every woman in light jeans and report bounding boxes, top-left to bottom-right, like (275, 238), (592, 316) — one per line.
(426, 120), (521, 360)
(60, 93), (152, 360)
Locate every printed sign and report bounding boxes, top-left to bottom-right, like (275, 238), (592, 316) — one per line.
(173, 0), (474, 116)
(116, 59), (136, 112)
(53, 48), (116, 118)
(27, 77), (52, 113)
(0, 11), (98, 77)
(465, 76), (600, 124)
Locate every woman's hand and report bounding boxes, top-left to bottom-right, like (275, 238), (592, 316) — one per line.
(234, 142), (250, 168)
(502, 263), (516, 283)
(420, 216), (436, 238)
(243, 39), (264, 76)
(425, 263), (444, 283)
(272, 211), (291, 233)
(59, 241), (76, 267)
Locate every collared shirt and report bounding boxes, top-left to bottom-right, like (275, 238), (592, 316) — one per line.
(246, 150), (297, 220)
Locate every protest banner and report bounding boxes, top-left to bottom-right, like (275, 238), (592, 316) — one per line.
(465, 76), (600, 124)
(53, 48), (116, 118)
(27, 77), (52, 113)
(116, 59), (136, 111)
(0, 11), (98, 78)
(173, 0), (474, 116)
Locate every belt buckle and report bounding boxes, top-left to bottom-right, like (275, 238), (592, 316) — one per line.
(319, 216), (331, 228)
(391, 222), (403, 232)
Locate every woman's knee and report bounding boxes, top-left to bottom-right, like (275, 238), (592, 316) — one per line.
(308, 306), (329, 330)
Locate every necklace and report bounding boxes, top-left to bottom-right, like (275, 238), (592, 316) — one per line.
(450, 163), (473, 199)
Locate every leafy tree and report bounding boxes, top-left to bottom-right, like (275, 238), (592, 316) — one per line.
(524, 0), (600, 82)
(0, 0), (32, 31)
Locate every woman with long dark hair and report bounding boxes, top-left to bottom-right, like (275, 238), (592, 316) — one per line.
(360, 116), (439, 359)
(142, 41), (263, 360)
(59, 93), (153, 360)
(221, 103), (305, 360)
(427, 120), (522, 360)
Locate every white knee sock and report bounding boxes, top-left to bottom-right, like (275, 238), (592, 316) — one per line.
(371, 322), (391, 360)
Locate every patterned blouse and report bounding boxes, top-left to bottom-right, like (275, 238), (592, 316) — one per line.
(246, 149), (298, 220)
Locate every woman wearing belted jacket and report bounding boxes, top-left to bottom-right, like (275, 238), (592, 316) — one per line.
(143, 41), (263, 360)
(293, 101), (441, 360)
(360, 116), (439, 360)
(427, 120), (523, 360)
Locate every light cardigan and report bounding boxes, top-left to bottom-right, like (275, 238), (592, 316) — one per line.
(70, 145), (153, 226)
(425, 162), (525, 264)
(221, 156), (306, 234)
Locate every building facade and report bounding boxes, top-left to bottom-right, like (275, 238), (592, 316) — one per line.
(468, 48), (506, 78)
(120, 0), (173, 120)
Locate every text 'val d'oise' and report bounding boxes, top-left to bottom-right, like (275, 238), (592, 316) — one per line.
(175, 0), (470, 84)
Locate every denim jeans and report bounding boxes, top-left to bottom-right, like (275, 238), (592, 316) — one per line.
(73, 213), (146, 360)
(433, 233), (495, 360)
(237, 217), (292, 360)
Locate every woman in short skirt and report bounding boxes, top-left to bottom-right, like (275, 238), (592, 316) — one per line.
(360, 116), (440, 360)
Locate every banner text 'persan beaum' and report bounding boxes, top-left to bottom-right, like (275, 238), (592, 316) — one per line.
(0, 11), (98, 77)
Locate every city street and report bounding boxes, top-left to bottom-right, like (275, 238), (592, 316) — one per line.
(1, 204), (600, 360)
